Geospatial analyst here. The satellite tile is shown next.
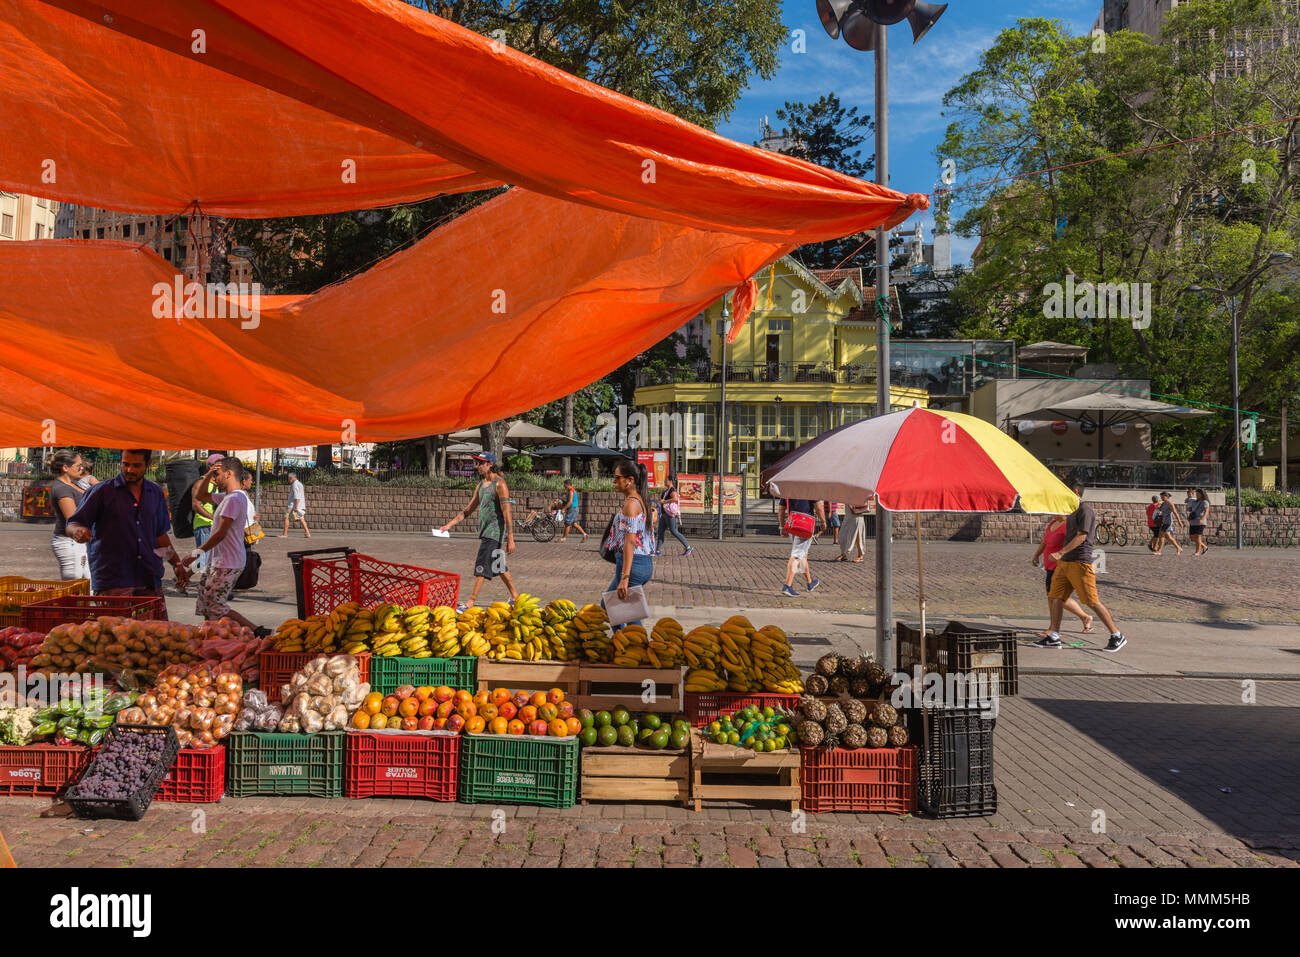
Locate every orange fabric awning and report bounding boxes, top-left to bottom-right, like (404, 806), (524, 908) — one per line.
(6, 0), (926, 239)
(0, 189), (790, 447)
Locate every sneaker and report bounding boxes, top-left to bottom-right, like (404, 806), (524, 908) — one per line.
(807, 578), (820, 592)
(781, 585), (798, 597)
(1101, 633), (1127, 653)
(684, 546), (694, 557)
(1030, 633), (1062, 649)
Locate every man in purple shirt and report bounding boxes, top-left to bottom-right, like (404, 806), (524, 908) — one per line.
(67, 449), (187, 602)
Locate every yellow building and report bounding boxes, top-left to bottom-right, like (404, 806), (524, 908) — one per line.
(633, 257), (927, 496)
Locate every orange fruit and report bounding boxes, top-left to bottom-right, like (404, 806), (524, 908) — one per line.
(453, 689), (473, 708)
(380, 696), (400, 717)
(465, 716), (486, 734)
(415, 686), (435, 701)
(549, 718), (569, 737)
(369, 713), (388, 730)
(519, 705), (537, 724)
(565, 716), (583, 735)
(538, 702), (558, 722)
(530, 690), (547, 708)
(491, 687), (512, 706)
(362, 692), (383, 716)
(506, 719), (525, 735)
(455, 701), (477, 720)
(351, 711), (371, 729)
(398, 697), (420, 718)
(490, 716), (509, 735)
(480, 702), (499, 721)
(473, 690), (491, 709)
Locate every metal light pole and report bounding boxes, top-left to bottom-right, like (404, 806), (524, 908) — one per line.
(719, 297), (730, 541)
(1187, 250), (1292, 549)
(815, 0), (949, 665)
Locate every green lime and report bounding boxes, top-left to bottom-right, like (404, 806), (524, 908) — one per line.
(643, 713), (662, 730)
(775, 736), (787, 749)
(617, 724), (635, 747)
(713, 732), (729, 745)
(595, 710), (612, 727)
(776, 723), (790, 736)
(708, 721), (721, 735)
(597, 725), (618, 746)
(650, 730), (670, 750)
(612, 707), (631, 726)
(579, 709), (596, 729)
(579, 727), (598, 747)
(628, 719), (639, 737)
(727, 731), (740, 745)
(764, 738), (777, 752)
(670, 729), (689, 750)
(762, 706), (775, 719)
(673, 719), (690, 734)
(638, 727), (655, 742)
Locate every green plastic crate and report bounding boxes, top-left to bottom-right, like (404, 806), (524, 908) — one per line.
(225, 731), (344, 798)
(369, 656), (478, 695)
(458, 735), (579, 808)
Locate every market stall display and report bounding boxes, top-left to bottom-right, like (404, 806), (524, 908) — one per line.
(64, 724), (180, 820)
(691, 727), (801, 813)
(803, 651), (890, 699)
(458, 733), (579, 808)
(681, 617), (803, 694)
(225, 730), (346, 798)
(344, 728), (460, 802)
(575, 708), (691, 750)
(275, 654), (368, 734)
(580, 712), (691, 806)
(115, 664), (243, 749)
(0, 576), (89, 629)
(0, 626), (45, 673)
(20, 594), (166, 634)
(352, 685), (582, 737)
(28, 617), (200, 681)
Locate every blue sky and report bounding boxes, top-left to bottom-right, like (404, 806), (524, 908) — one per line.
(717, 0), (1103, 266)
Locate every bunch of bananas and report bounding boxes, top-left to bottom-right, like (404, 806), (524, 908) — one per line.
(477, 594), (554, 660)
(427, 606), (461, 657)
(572, 604), (612, 661)
(682, 616), (803, 694)
(271, 600), (367, 653)
(455, 606), (492, 657)
(541, 599), (582, 661)
(601, 617), (687, 668)
(371, 604), (437, 658)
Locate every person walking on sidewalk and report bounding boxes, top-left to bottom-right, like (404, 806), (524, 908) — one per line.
(834, 500), (868, 562)
(1153, 491), (1184, 555)
(777, 495), (824, 597)
(601, 459), (655, 624)
(654, 475), (693, 557)
(1033, 484), (1127, 652)
(47, 449), (91, 581)
(183, 458), (262, 631)
(1187, 488), (1211, 556)
(438, 453), (519, 607)
(1145, 495), (1160, 551)
(1032, 514), (1092, 637)
(281, 471), (311, 538)
(558, 478), (588, 543)
(189, 453), (225, 588)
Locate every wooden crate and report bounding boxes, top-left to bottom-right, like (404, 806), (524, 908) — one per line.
(690, 729), (800, 812)
(580, 745), (690, 807)
(476, 659), (581, 698)
(577, 663), (684, 714)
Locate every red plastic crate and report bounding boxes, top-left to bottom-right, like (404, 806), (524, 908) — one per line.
(20, 594), (167, 633)
(685, 692), (804, 728)
(259, 651), (371, 698)
(0, 743), (92, 796)
(799, 746), (917, 814)
(157, 746), (225, 803)
(302, 553), (459, 618)
(344, 729), (460, 801)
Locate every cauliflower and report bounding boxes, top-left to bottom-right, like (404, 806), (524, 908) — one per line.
(0, 707), (37, 745)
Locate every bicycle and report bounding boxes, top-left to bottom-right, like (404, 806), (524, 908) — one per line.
(510, 498), (558, 543)
(1093, 512), (1129, 547)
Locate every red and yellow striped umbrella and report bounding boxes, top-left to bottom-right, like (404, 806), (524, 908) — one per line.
(763, 407), (1077, 515)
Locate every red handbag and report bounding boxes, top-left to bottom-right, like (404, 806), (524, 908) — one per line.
(783, 502), (815, 539)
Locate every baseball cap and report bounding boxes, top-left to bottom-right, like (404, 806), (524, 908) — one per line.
(205, 453), (224, 466)
(473, 452), (497, 465)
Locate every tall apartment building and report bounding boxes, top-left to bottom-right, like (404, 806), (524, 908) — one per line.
(53, 205), (257, 284)
(1096, 0), (1181, 38)
(0, 191), (58, 241)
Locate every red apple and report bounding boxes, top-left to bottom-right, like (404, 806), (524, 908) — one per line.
(445, 713), (465, 733)
(395, 685), (416, 700)
(418, 697), (438, 717)
(512, 691), (530, 710)
(498, 701), (518, 721)
(417, 716), (436, 731)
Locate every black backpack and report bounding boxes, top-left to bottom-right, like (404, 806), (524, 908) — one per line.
(234, 546), (262, 590)
(165, 460), (203, 539)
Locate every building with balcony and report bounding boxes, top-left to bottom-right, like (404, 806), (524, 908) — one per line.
(633, 256), (929, 495)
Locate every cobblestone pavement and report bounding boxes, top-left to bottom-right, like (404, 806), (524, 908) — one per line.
(1, 525), (1296, 624)
(2, 675), (1297, 868)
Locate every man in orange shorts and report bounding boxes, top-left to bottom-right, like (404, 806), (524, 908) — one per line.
(1034, 484), (1127, 653)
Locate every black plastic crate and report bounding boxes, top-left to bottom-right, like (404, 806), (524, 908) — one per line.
(287, 546), (356, 619)
(896, 619), (1019, 696)
(908, 706), (996, 818)
(64, 725), (180, 821)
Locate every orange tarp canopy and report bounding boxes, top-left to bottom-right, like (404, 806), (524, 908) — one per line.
(0, 0), (928, 447)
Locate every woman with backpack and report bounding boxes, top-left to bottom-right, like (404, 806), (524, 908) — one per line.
(777, 494), (825, 597)
(600, 460), (655, 623)
(653, 475), (693, 557)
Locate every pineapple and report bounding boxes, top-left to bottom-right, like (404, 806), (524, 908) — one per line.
(841, 724), (868, 749)
(866, 726), (889, 748)
(800, 696), (828, 723)
(805, 674), (830, 696)
(866, 663), (889, 694)
(888, 725), (909, 747)
(850, 677), (872, 698)
(796, 720), (825, 748)
(841, 655), (867, 677)
(870, 702), (898, 729)
(829, 676), (850, 697)
(815, 653), (841, 678)
(824, 702), (848, 736)
(841, 697), (867, 725)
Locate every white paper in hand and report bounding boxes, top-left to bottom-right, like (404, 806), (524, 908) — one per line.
(431, 529), (450, 538)
(602, 585), (650, 626)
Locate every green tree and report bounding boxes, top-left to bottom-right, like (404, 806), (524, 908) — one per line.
(935, 4), (1300, 465)
(760, 93), (877, 268)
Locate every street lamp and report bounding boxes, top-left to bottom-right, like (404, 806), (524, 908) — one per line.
(1186, 250), (1293, 549)
(814, 0), (949, 666)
